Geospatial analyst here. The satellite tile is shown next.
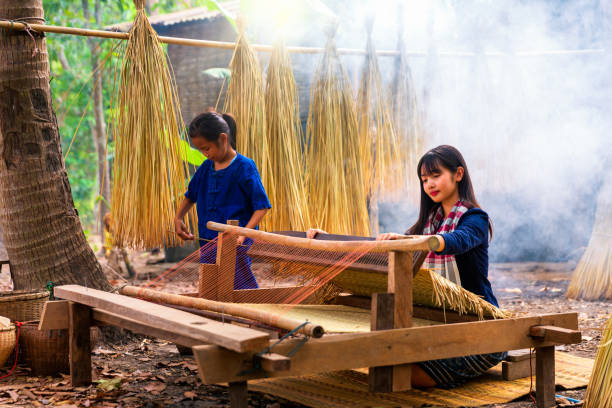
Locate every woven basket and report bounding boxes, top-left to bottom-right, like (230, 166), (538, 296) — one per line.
(19, 321), (98, 377)
(0, 291), (48, 322)
(0, 324), (15, 367)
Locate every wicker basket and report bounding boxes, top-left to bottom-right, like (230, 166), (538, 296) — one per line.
(19, 321), (98, 377)
(0, 324), (15, 367)
(0, 291), (48, 322)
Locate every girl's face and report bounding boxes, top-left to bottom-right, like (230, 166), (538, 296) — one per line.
(191, 133), (230, 162)
(420, 165), (464, 204)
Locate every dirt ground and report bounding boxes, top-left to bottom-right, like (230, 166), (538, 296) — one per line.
(0, 250), (609, 408)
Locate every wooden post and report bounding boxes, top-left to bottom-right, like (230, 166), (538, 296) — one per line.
(535, 346), (555, 408)
(368, 293), (395, 392)
(68, 302), (92, 386)
(198, 264), (219, 299)
(228, 381), (248, 408)
(216, 220), (239, 302)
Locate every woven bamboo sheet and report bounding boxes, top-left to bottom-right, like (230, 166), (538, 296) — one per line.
(250, 352), (592, 407)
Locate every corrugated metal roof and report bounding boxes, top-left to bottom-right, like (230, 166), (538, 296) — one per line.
(105, 1), (239, 33)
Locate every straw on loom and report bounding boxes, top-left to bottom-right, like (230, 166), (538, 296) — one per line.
(357, 20), (403, 203)
(583, 315), (612, 408)
(110, 0), (196, 248)
(305, 26), (370, 236)
(567, 179), (612, 300)
(390, 26), (425, 199)
(331, 268), (511, 320)
(264, 41), (310, 231)
(223, 18), (272, 230)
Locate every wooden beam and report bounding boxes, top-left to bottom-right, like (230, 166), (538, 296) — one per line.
(228, 381), (248, 408)
(216, 220), (239, 302)
(529, 325), (582, 344)
(193, 312), (579, 384)
(536, 346), (555, 408)
(368, 293), (395, 392)
(54, 285), (269, 353)
(69, 302), (92, 386)
(39, 300), (70, 330)
(502, 358), (535, 380)
(199, 264), (219, 299)
(258, 353), (291, 372)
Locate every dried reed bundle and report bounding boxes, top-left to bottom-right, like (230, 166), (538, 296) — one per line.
(305, 27), (370, 236)
(111, 0), (195, 248)
(264, 41), (310, 231)
(567, 180), (612, 300)
(390, 27), (425, 199)
(223, 19), (272, 229)
(583, 315), (612, 408)
(357, 21), (403, 204)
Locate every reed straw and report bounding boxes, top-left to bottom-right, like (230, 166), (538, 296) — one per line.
(110, 0), (196, 248)
(264, 40), (310, 231)
(583, 315), (612, 408)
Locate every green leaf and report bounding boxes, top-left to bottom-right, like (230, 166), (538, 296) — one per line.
(201, 0), (236, 30)
(96, 377), (123, 392)
(202, 67), (231, 80)
(179, 139), (206, 166)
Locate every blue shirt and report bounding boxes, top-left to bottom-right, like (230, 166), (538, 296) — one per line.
(437, 208), (499, 307)
(185, 153), (271, 242)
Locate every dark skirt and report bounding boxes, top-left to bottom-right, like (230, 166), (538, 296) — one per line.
(418, 351), (507, 389)
(199, 237), (259, 289)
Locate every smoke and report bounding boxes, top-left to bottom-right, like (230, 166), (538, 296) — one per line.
(247, 0), (610, 261)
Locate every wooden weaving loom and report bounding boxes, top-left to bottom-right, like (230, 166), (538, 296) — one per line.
(39, 221), (582, 408)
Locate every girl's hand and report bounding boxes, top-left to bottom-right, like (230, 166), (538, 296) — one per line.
(377, 232), (405, 241)
(174, 218), (194, 240)
(236, 235), (246, 246)
(307, 228), (327, 239)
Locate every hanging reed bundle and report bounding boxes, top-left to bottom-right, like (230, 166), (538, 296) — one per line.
(305, 27), (370, 236)
(110, 0), (196, 248)
(583, 315), (612, 408)
(223, 18), (272, 229)
(264, 41), (310, 231)
(567, 180), (612, 300)
(390, 26), (425, 199)
(357, 20), (403, 203)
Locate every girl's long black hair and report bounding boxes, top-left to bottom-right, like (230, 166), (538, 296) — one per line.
(188, 110), (237, 150)
(406, 145), (492, 237)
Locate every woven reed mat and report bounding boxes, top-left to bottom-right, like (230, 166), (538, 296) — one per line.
(249, 352), (592, 407)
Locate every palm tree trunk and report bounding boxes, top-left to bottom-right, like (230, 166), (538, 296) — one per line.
(0, 0), (111, 291)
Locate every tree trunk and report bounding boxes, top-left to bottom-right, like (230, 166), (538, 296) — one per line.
(83, 0), (110, 240)
(0, 0), (111, 291)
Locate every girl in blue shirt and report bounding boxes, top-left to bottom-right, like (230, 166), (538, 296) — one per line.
(174, 111), (271, 289)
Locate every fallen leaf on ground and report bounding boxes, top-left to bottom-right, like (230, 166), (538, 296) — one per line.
(96, 377), (123, 392)
(143, 383), (166, 395)
(184, 391), (196, 400)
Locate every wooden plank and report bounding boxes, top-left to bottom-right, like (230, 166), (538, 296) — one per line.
(536, 346), (555, 408)
(216, 220), (239, 302)
(530, 325), (581, 344)
(502, 358), (535, 380)
(39, 300), (70, 330)
(258, 353), (291, 372)
(193, 312), (578, 384)
(69, 302), (92, 386)
(228, 381), (248, 408)
(199, 264), (219, 299)
(388, 251), (413, 392)
(368, 293), (395, 392)
(54, 285), (269, 353)
(506, 349), (532, 362)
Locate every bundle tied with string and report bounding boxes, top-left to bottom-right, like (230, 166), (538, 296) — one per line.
(583, 315), (612, 408)
(305, 25), (370, 236)
(110, 0), (196, 248)
(567, 178), (612, 300)
(264, 40), (310, 231)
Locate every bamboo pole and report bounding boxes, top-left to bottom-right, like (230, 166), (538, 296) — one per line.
(206, 221), (439, 252)
(0, 20), (605, 57)
(120, 286), (324, 338)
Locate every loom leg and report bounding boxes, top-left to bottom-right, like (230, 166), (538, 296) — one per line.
(535, 346), (555, 408)
(229, 381), (248, 408)
(69, 302), (92, 386)
(368, 293), (395, 392)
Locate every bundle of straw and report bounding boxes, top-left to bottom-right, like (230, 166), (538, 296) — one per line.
(264, 41), (310, 231)
(111, 0), (196, 248)
(305, 27), (370, 236)
(567, 179), (612, 300)
(583, 315), (612, 408)
(223, 18), (272, 229)
(390, 24), (425, 199)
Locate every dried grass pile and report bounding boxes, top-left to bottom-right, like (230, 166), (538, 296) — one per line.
(567, 180), (612, 300)
(264, 41), (310, 231)
(110, 0), (196, 248)
(583, 315), (612, 408)
(305, 27), (370, 236)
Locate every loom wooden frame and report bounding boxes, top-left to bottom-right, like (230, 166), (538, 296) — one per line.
(40, 222), (582, 408)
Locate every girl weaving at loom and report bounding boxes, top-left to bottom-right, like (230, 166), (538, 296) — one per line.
(174, 111), (271, 289)
(308, 145), (505, 388)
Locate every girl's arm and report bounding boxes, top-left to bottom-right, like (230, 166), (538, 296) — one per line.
(433, 212), (488, 255)
(174, 198), (195, 240)
(237, 208), (269, 245)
